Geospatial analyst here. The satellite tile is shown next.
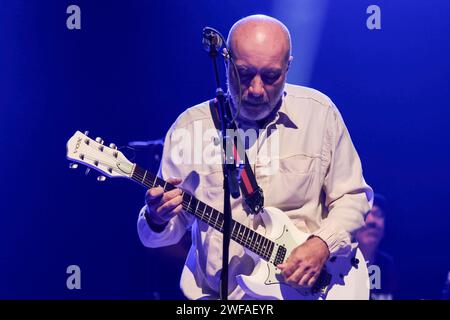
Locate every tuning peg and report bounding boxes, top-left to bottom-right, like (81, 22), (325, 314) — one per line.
(95, 137), (104, 145)
(84, 130), (89, 136)
(85, 168), (91, 175)
(97, 175), (107, 182)
(109, 143), (117, 149)
(69, 163), (78, 169)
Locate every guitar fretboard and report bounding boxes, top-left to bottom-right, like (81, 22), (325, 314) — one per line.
(131, 164), (275, 262)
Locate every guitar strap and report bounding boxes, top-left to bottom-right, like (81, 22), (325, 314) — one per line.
(208, 98), (264, 214)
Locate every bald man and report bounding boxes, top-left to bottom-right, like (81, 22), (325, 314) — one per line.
(138, 15), (373, 300)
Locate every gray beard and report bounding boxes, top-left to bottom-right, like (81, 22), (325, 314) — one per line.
(228, 89), (284, 123)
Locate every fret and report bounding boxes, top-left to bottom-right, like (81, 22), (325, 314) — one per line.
(249, 229), (256, 251)
(182, 193), (192, 214)
(203, 207), (214, 222)
(207, 207), (213, 223)
(231, 221), (237, 239)
(145, 173), (154, 188)
(236, 224), (243, 243)
(142, 170), (147, 184)
(240, 226), (246, 245)
(216, 210), (224, 232)
(264, 238), (271, 259)
(248, 230), (255, 250)
(233, 222), (241, 245)
(262, 236), (269, 259)
(194, 200), (200, 219)
(235, 224), (242, 242)
(243, 227), (250, 247)
(214, 210), (221, 229)
(252, 232), (258, 252)
(236, 223), (243, 243)
(269, 241), (275, 258)
(187, 195), (192, 213)
(190, 198), (199, 216)
(255, 233), (262, 255)
(198, 202), (206, 220)
(151, 175), (157, 188)
(206, 208), (214, 226)
(206, 207), (215, 227)
(261, 237), (268, 257)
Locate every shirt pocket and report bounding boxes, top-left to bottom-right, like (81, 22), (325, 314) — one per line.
(264, 154), (318, 210)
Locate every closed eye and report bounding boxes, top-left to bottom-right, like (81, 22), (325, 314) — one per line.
(262, 72), (281, 84)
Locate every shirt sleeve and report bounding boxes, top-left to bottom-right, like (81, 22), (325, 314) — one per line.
(137, 121), (195, 248)
(313, 103), (374, 256)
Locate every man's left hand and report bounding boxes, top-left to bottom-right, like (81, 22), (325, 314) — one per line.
(277, 236), (330, 288)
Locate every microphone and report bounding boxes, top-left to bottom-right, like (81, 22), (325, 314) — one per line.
(202, 27), (223, 52)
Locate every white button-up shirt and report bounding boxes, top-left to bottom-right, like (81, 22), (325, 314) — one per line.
(137, 83), (373, 299)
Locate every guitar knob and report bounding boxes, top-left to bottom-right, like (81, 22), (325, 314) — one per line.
(69, 163), (78, 169)
(84, 130), (89, 136)
(97, 176), (106, 182)
(95, 137), (104, 144)
(109, 143), (117, 149)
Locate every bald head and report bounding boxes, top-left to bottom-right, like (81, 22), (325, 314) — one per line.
(227, 15), (292, 63)
(225, 15), (293, 124)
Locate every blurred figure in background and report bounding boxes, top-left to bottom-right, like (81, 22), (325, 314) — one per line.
(355, 194), (399, 300)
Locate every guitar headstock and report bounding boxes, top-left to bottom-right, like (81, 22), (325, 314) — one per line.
(66, 131), (134, 180)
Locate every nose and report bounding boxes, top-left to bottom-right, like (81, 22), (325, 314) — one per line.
(248, 75), (264, 98)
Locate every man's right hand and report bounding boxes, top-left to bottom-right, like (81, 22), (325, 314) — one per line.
(145, 177), (184, 225)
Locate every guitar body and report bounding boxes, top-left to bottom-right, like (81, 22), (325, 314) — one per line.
(236, 206), (369, 300)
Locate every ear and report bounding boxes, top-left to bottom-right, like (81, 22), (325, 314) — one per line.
(223, 48), (230, 68)
(286, 55), (294, 72)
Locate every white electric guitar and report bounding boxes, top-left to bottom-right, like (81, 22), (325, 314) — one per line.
(66, 130), (369, 300)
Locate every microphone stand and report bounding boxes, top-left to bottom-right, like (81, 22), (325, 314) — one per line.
(206, 38), (241, 301)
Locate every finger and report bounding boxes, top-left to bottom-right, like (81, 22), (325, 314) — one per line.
(299, 270), (316, 287)
(157, 195), (184, 216)
(166, 177), (182, 185)
(162, 188), (183, 203)
(145, 187), (164, 205)
(159, 203), (183, 222)
(307, 273), (319, 288)
(277, 263), (286, 270)
(281, 260), (300, 279)
(286, 267), (306, 285)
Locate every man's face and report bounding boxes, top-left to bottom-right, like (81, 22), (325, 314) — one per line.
(226, 27), (291, 122)
(355, 205), (385, 248)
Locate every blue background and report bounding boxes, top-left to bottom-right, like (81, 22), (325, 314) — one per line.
(1, 0), (449, 299)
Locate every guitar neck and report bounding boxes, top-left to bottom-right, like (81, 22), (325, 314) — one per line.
(131, 164), (275, 261)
